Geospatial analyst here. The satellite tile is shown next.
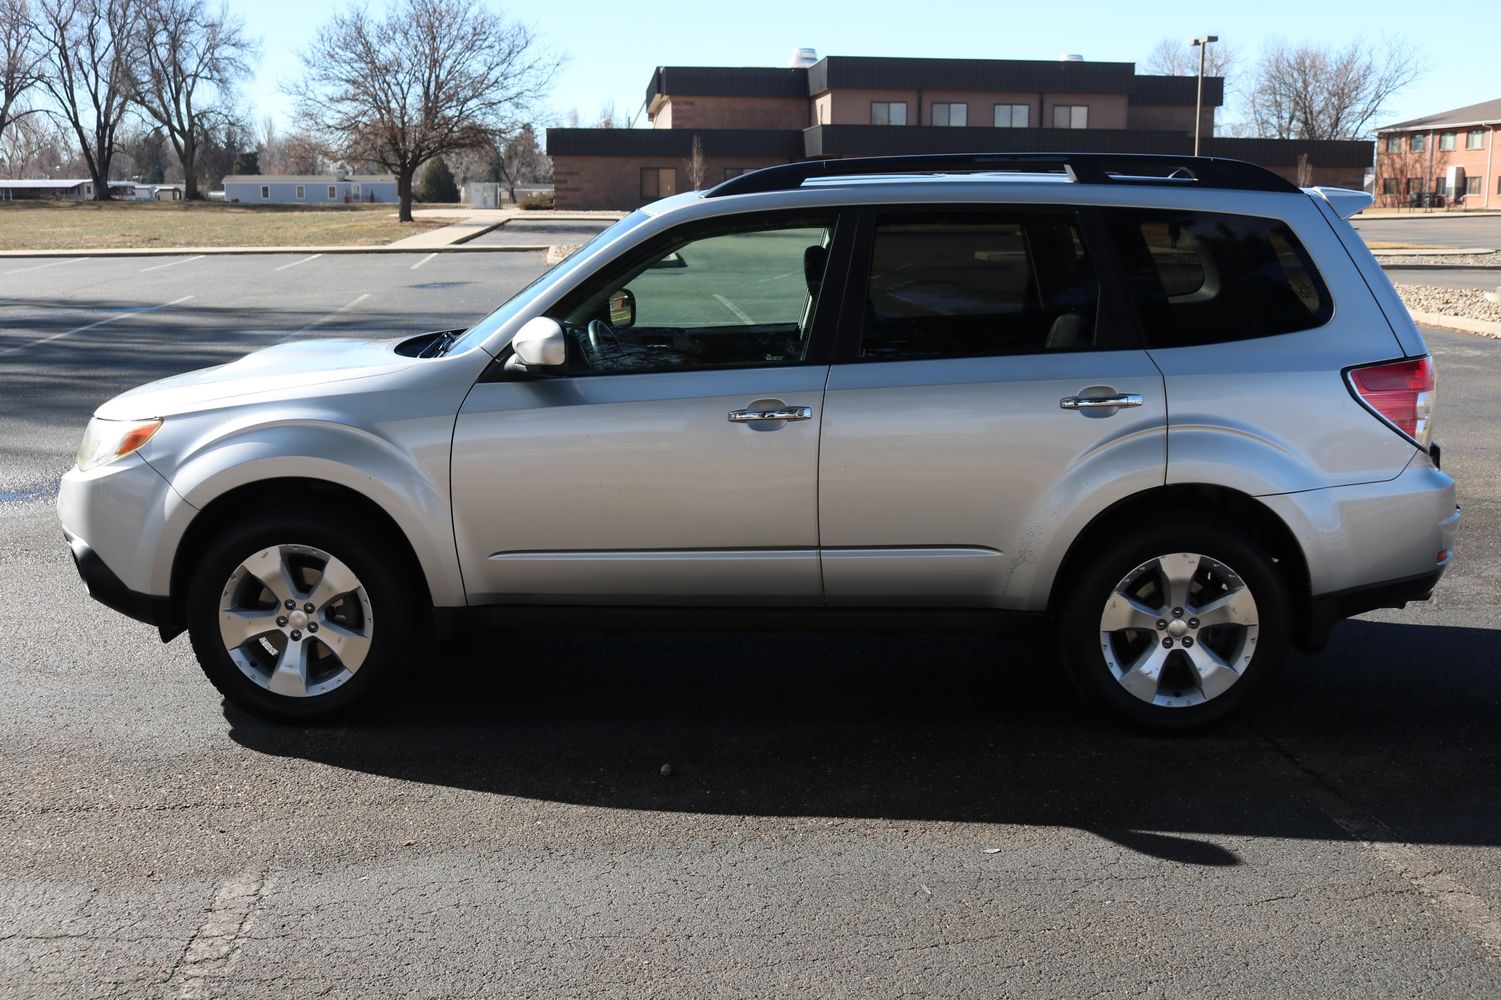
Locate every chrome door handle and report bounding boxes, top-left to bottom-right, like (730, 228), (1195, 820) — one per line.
(1060, 393), (1143, 410)
(728, 406), (814, 423)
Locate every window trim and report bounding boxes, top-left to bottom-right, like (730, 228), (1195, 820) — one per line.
(828, 204), (1142, 366)
(502, 208), (856, 381)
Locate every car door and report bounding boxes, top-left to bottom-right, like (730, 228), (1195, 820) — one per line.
(817, 206), (1167, 608)
(451, 209), (849, 606)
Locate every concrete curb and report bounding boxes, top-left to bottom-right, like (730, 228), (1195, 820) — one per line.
(1380, 262), (1501, 271)
(1409, 310), (1501, 339)
(0, 244), (553, 259)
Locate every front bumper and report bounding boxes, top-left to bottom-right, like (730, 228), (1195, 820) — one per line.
(65, 531), (175, 632)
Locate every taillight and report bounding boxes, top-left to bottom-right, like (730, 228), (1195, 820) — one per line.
(1347, 356), (1435, 449)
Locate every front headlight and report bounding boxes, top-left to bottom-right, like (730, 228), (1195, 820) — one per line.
(76, 417), (163, 472)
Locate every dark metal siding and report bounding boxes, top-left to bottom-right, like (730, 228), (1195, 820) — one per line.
(646, 67), (809, 107)
(548, 128), (804, 159)
(1130, 75), (1224, 107)
(810, 56), (1137, 95)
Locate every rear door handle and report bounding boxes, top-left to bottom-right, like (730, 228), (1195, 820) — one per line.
(1060, 393), (1143, 410)
(728, 406), (814, 423)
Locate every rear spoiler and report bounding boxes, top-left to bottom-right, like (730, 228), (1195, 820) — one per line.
(1306, 186), (1374, 220)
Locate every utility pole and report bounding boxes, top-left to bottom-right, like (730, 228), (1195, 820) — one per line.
(1191, 35), (1218, 157)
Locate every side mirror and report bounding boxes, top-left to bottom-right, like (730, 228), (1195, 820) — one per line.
(510, 316), (566, 369)
(607, 288), (636, 329)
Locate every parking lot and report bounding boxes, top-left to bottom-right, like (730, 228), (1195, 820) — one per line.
(2, 248), (1501, 997)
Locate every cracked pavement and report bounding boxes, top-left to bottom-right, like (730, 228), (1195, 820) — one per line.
(2, 252), (1500, 997)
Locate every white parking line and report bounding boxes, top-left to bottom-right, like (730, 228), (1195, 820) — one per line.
(290, 293), (370, 336)
(712, 293), (755, 325)
(410, 253), (438, 270)
(140, 255), (205, 273)
(1, 257), (85, 276)
(0, 295), (194, 358)
(274, 253), (323, 272)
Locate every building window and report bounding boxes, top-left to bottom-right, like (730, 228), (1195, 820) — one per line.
(328, 185), (337, 199)
(1468, 129), (1486, 150)
(640, 167), (676, 200)
(994, 103), (1029, 128)
(870, 101), (907, 126)
(1052, 105), (1088, 129)
(931, 102), (967, 127)
(1383, 135), (1402, 154)
(260, 185), (269, 200)
(1466, 176), (1483, 196)
(295, 185), (305, 200)
(1382, 177), (1399, 195)
(1406, 178), (1422, 194)
(1410, 133), (1426, 152)
(1439, 131), (1456, 151)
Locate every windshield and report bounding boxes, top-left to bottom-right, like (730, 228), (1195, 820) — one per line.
(445, 211), (649, 355)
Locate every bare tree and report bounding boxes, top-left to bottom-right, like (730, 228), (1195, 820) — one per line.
(31, 0), (138, 198)
(1144, 36), (1235, 79)
(686, 133), (706, 190)
(2, 0), (43, 143)
(1245, 36), (1421, 140)
(0, 108), (70, 176)
(290, 0), (557, 222)
(131, 0), (252, 199)
(493, 122), (545, 203)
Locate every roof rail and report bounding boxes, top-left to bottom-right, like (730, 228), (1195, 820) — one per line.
(703, 152), (1300, 198)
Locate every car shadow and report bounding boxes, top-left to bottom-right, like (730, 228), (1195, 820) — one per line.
(224, 618), (1501, 866)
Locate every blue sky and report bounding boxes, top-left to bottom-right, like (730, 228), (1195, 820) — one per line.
(240, 0), (1492, 137)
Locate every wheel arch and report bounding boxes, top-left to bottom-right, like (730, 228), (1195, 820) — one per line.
(163, 477), (436, 640)
(1045, 483), (1320, 650)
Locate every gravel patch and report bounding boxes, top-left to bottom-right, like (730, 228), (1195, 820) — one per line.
(1396, 283), (1501, 325)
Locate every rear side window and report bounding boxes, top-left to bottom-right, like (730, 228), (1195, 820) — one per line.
(1105, 209), (1332, 348)
(859, 212), (1100, 360)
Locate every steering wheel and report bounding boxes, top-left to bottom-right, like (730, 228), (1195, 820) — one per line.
(584, 318), (623, 368)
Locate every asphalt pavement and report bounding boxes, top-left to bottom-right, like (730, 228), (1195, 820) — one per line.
(2, 251), (1500, 998)
(1353, 213), (1501, 250)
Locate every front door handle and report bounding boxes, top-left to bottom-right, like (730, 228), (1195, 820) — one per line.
(728, 405), (814, 423)
(1060, 393), (1144, 411)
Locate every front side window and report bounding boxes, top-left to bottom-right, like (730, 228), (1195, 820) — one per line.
(1053, 105), (1088, 129)
(1468, 129), (1486, 150)
(1105, 209), (1333, 349)
(871, 101), (907, 126)
(553, 215), (834, 375)
(931, 102), (967, 126)
(994, 103), (1029, 128)
(1410, 133), (1426, 152)
(1439, 131), (1456, 151)
(858, 212), (1100, 360)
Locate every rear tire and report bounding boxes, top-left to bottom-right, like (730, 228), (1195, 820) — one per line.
(186, 511), (416, 722)
(1057, 513), (1289, 731)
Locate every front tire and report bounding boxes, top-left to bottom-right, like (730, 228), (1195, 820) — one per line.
(1057, 514), (1289, 730)
(186, 512), (415, 722)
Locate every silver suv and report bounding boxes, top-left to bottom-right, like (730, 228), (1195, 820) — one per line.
(58, 153), (1460, 729)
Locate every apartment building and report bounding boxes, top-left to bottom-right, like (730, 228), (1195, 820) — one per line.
(1374, 98), (1500, 209)
(550, 54), (1373, 210)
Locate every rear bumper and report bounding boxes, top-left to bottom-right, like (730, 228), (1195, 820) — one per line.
(1301, 566), (1447, 650)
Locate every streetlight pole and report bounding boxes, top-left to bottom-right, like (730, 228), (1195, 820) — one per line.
(1191, 35), (1218, 157)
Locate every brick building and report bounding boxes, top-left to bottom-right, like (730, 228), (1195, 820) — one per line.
(1374, 98), (1501, 209)
(550, 54), (1373, 210)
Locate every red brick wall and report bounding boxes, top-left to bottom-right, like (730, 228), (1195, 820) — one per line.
(553, 155), (789, 210)
(652, 96), (809, 130)
(1375, 126), (1498, 208)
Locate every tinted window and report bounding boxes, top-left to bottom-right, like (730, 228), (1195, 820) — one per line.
(1105, 209), (1333, 348)
(556, 216), (833, 374)
(859, 213), (1100, 360)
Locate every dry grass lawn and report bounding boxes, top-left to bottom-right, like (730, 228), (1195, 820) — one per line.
(0, 200), (443, 250)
